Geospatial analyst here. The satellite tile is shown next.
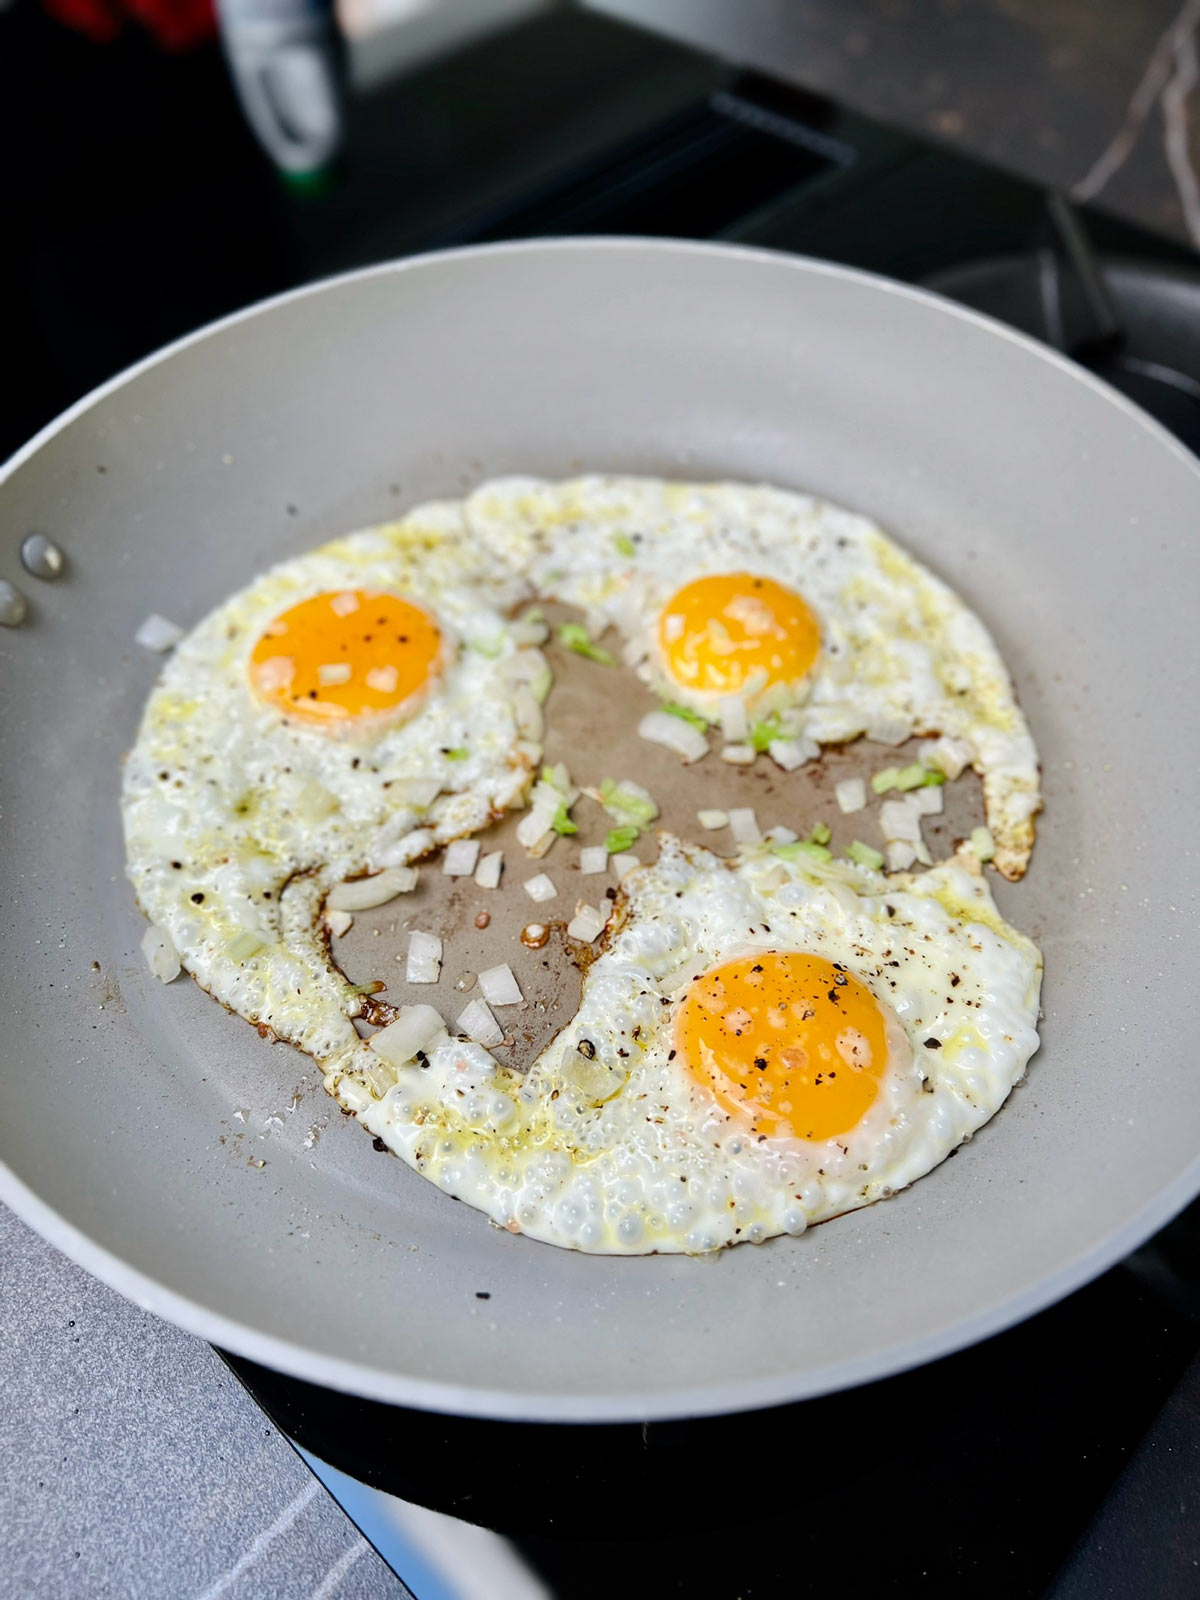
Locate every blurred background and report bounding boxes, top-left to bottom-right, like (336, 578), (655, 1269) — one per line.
(5, 0), (1200, 462)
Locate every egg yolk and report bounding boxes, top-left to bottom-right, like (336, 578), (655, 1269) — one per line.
(658, 573), (820, 696)
(249, 589), (443, 731)
(675, 952), (889, 1141)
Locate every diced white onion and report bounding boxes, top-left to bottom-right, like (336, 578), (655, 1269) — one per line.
(134, 613), (185, 652)
(324, 909), (353, 937)
(523, 873), (557, 902)
(365, 664), (399, 694)
(662, 957), (708, 993)
(637, 710), (709, 764)
(513, 684), (544, 740)
(479, 964), (523, 1006)
(567, 904), (607, 943)
(835, 778), (867, 815)
(406, 930), (442, 984)
(294, 780), (339, 823)
(728, 806), (762, 844)
(327, 865), (418, 911)
(317, 661), (352, 686)
(506, 645), (550, 684)
(140, 923), (180, 983)
(369, 1004), (446, 1068)
(866, 715), (911, 746)
(766, 825), (798, 844)
(579, 846), (608, 875)
(516, 807), (555, 855)
(886, 841), (917, 872)
(767, 737), (818, 771)
(329, 591), (359, 617)
(225, 930), (264, 962)
(697, 809), (728, 830)
(663, 613), (684, 642)
(720, 744), (755, 765)
(443, 838), (481, 877)
(474, 850), (503, 889)
(511, 615), (549, 646)
(390, 779), (440, 809)
(929, 736), (973, 781)
(879, 798), (924, 843)
(612, 853), (641, 880)
(253, 656), (292, 692)
(719, 696), (748, 741)
(913, 785), (944, 816)
(913, 839), (933, 866)
(531, 778), (576, 812)
(456, 998), (504, 1047)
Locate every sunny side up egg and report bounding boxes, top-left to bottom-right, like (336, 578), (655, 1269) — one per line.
(122, 500), (542, 1062)
(466, 476), (1041, 880)
(336, 837), (1042, 1254)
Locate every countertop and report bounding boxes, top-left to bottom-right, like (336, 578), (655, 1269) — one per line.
(587, 0), (1200, 249)
(0, 1206), (407, 1600)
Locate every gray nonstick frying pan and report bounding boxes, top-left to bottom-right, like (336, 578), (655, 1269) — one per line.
(2, 238), (1198, 1422)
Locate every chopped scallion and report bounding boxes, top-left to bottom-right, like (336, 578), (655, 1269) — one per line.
(557, 621), (616, 665)
(661, 700), (709, 731)
(551, 802), (577, 836)
(605, 824), (640, 854)
(846, 841), (885, 870)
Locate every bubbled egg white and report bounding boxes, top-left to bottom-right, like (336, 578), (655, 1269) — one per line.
(337, 835), (1042, 1254)
(466, 474), (1041, 879)
(122, 499), (539, 1061)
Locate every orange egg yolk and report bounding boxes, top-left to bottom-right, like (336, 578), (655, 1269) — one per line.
(249, 589), (443, 731)
(658, 572), (820, 696)
(675, 952), (889, 1141)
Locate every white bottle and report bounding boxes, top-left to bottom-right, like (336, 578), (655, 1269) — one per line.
(215, 0), (343, 179)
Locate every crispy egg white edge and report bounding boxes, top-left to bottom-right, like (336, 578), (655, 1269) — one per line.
(464, 475), (1041, 879)
(121, 502), (537, 1060)
(333, 837), (1043, 1255)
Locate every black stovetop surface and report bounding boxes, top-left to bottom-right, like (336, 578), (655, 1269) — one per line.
(8, 7), (1200, 1595)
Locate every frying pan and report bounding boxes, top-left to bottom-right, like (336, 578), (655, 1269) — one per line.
(3, 239), (1199, 1423)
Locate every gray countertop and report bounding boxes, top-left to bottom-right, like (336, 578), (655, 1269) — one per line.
(588, 0), (1200, 250)
(0, 1205), (407, 1600)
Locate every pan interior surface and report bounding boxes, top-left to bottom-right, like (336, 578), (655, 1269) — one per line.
(2, 240), (1198, 1421)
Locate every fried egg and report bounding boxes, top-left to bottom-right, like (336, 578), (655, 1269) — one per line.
(466, 475), (1041, 879)
(335, 837), (1042, 1254)
(122, 500), (540, 1061)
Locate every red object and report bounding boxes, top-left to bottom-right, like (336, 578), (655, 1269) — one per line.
(42, 0), (217, 51)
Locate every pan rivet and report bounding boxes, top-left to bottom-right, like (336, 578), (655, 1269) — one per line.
(0, 580), (28, 627)
(21, 533), (66, 580)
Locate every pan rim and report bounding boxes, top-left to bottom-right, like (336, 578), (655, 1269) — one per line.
(4, 235), (1200, 1422)
(5, 1154), (1199, 1421)
(4, 235), (1199, 493)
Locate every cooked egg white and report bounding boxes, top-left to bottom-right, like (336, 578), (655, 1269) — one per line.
(466, 475), (1041, 879)
(335, 836), (1042, 1254)
(122, 500), (539, 1060)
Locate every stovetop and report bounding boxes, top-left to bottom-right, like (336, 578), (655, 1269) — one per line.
(7, 9), (1199, 1596)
